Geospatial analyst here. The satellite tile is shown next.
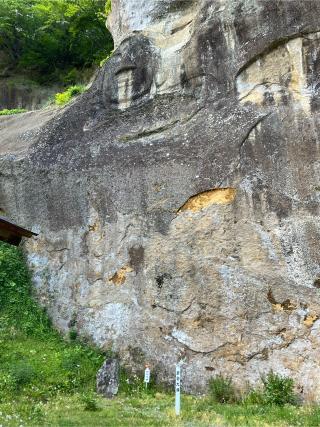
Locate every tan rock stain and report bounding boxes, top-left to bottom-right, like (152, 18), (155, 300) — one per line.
(267, 289), (296, 311)
(272, 303), (284, 312)
(89, 223), (98, 232)
(178, 188), (236, 213)
(303, 314), (319, 327)
(109, 266), (133, 285)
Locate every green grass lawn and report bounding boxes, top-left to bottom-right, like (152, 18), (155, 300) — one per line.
(1, 241), (320, 426)
(1, 392), (320, 426)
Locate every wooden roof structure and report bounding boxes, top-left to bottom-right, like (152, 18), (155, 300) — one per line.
(0, 216), (38, 246)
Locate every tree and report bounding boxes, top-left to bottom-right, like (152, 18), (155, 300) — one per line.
(0, 0), (113, 83)
(0, 0), (35, 64)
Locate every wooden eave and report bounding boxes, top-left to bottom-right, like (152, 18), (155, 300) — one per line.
(0, 216), (38, 246)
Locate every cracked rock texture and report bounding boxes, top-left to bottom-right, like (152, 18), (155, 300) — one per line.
(1, 0), (320, 399)
(96, 358), (120, 398)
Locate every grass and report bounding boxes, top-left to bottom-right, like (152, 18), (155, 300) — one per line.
(0, 108), (27, 115)
(1, 393), (320, 427)
(1, 241), (320, 426)
(208, 375), (238, 403)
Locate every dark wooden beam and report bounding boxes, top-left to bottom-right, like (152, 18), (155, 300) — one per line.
(0, 216), (38, 247)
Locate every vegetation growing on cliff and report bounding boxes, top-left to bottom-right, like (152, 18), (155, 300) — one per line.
(0, 241), (104, 424)
(0, 108), (27, 115)
(55, 84), (86, 105)
(0, 0), (113, 84)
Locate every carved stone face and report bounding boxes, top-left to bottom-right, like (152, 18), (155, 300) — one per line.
(102, 36), (158, 109)
(103, 0), (201, 109)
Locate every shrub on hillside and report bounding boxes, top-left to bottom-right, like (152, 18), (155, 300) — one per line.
(262, 372), (296, 406)
(81, 393), (100, 411)
(55, 85), (86, 106)
(208, 375), (238, 404)
(242, 388), (266, 405)
(11, 362), (36, 388)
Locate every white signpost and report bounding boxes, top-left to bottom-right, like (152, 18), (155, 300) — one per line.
(175, 364), (181, 416)
(144, 365), (150, 388)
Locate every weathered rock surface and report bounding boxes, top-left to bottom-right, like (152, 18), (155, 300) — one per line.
(0, 78), (60, 110)
(1, 0), (320, 399)
(96, 358), (120, 398)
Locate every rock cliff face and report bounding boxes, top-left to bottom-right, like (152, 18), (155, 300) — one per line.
(0, 78), (59, 111)
(1, 0), (320, 398)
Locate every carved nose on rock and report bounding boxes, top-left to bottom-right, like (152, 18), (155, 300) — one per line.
(116, 66), (136, 110)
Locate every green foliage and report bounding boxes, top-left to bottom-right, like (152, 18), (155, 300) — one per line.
(0, 0), (113, 83)
(243, 372), (297, 407)
(208, 375), (238, 404)
(11, 362), (36, 388)
(0, 108), (27, 115)
(242, 388), (266, 405)
(0, 0), (32, 63)
(105, 0), (112, 15)
(262, 371), (297, 406)
(55, 84), (85, 105)
(100, 50), (114, 67)
(81, 392), (100, 411)
(0, 242), (51, 335)
(62, 67), (81, 85)
(119, 367), (157, 397)
(0, 392), (316, 427)
(69, 328), (78, 341)
(0, 241), (104, 408)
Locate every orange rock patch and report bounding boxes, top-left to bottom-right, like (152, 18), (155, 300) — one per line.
(178, 188), (236, 213)
(109, 266), (133, 285)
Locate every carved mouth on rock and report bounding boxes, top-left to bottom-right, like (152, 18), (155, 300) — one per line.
(115, 64), (137, 76)
(171, 20), (193, 35)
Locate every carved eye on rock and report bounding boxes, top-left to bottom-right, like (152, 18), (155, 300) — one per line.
(102, 35), (158, 110)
